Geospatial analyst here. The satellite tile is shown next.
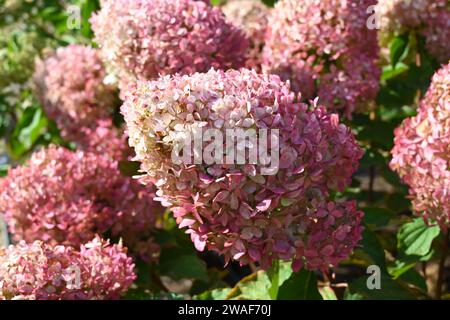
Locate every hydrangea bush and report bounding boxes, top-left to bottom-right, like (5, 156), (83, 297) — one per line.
(0, 0), (449, 301)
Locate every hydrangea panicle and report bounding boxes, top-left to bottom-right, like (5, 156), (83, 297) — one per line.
(33, 45), (117, 142)
(122, 68), (364, 270)
(0, 237), (135, 300)
(263, 0), (380, 118)
(90, 0), (249, 86)
(390, 62), (450, 229)
(0, 145), (162, 261)
(221, 0), (270, 71)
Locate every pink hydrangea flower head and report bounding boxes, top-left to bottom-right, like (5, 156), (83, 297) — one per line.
(90, 0), (249, 85)
(33, 45), (117, 140)
(0, 146), (163, 261)
(263, 0), (380, 118)
(377, 0), (450, 63)
(0, 237), (136, 300)
(122, 68), (364, 270)
(390, 63), (450, 228)
(421, 62), (450, 108)
(72, 118), (130, 161)
(221, 0), (270, 71)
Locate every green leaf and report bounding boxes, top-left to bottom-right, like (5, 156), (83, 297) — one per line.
(79, 0), (100, 38)
(267, 260), (293, 299)
(343, 289), (364, 300)
(319, 286), (338, 300)
(388, 219), (439, 279)
(360, 149), (386, 168)
(190, 269), (228, 296)
(118, 160), (141, 177)
(9, 107), (48, 158)
(0, 163), (10, 177)
(398, 218), (440, 256)
(194, 288), (232, 300)
(357, 120), (396, 149)
(386, 192), (411, 212)
(359, 226), (387, 272)
(363, 207), (394, 228)
(397, 269), (427, 293)
(262, 0), (277, 7)
(277, 270), (322, 300)
(379, 165), (409, 191)
(381, 63), (409, 81)
(159, 247), (208, 281)
(390, 33), (409, 67)
(388, 257), (417, 279)
(226, 262), (292, 300)
(376, 85), (413, 109)
(152, 228), (179, 247)
(389, 249), (434, 279)
(267, 260), (281, 299)
(281, 198), (296, 206)
(209, 0), (224, 5)
(348, 273), (416, 300)
(227, 272), (272, 300)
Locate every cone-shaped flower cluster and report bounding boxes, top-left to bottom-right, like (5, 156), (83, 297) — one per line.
(263, 0), (380, 118)
(390, 63), (450, 229)
(33, 45), (118, 147)
(221, 0), (270, 71)
(122, 68), (364, 270)
(377, 0), (450, 63)
(0, 146), (162, 261)
(421, 61), (450, 108)
(0, 237), (135, 300)
(90, 0), (249, 87)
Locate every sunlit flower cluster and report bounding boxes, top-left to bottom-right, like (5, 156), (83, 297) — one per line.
(421, 61), (450, 108)
(90, 0), (249, 88)
(0, 146), (162, 261)
(377, 0), (450, 63)
(33, 45), (117, 144)
(32, 45), (128, 159)
(390, 63), (450, 228)
(0, 237), (135, 300)
(221, 0), (270, 71)
(263, 0), (380, 118)
(122, 68), (364, 270)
